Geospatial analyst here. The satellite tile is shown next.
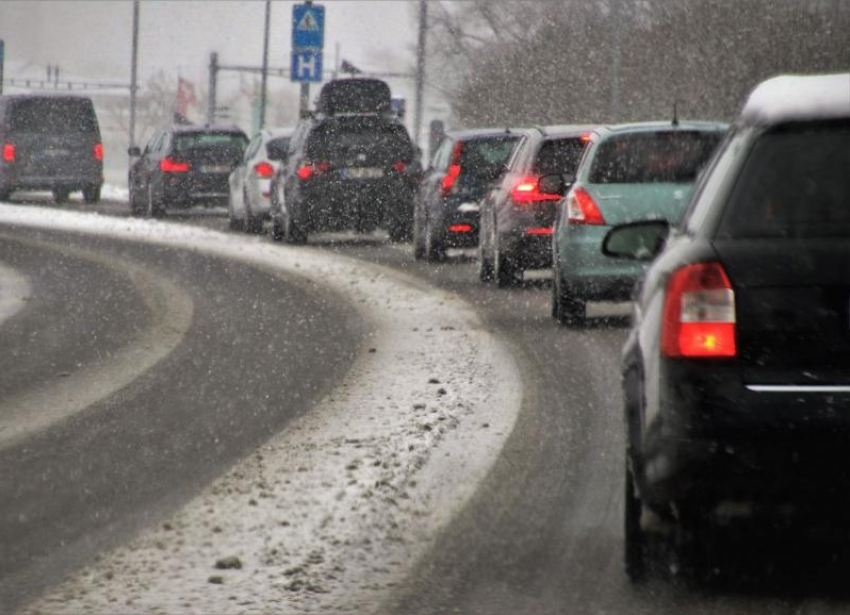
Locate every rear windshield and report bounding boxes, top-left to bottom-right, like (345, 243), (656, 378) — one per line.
(718, 123), (850, 239)
(307, 121), (412, 164)
(589, 130), (721, 184)
(265, 137), (291, 160)
(8, 98), (98, 135)
(175, 132), (247, 152)
(459, 136), (519, 175)
(534, 137), (587, 176)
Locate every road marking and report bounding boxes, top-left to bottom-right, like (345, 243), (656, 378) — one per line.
(0, 260), (31, 328)
(0, 237), (194, 451)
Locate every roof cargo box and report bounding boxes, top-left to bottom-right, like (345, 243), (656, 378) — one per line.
(317, 78), (392, 116)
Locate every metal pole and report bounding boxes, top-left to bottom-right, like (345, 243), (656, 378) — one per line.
(259, 0), (271, 129)
(413, 0), (427, 147)
(129, 0), (139, 150)
(208, 52), (218, 125)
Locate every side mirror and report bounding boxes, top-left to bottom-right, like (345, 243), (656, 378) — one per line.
(128, 146), (142, 157)
(539, 174), (567, 196)
(602, 220), (670, 261)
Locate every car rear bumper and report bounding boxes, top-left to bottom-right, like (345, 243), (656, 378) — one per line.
(162, 173), (230, 205)
(1, 165), (102, 191)
(296, 178), (414, 231)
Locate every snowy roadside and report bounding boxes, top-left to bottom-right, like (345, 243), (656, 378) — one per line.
(0, 205), (523, 614)
(0, 260), (32, 327)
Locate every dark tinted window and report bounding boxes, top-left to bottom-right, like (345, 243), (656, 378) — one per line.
(590, 130), (721, 184)
(265, 137), (291, 160)
(307, 121), (412, 164)
(459, 136), (519, 175)
(534, 137), (587, 176)
(8, 98), (98, 134)
(175, 132), (247, 152)
(718, 123), (850, 238)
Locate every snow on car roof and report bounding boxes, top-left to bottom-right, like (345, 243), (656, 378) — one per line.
(742, 73), (850, 125)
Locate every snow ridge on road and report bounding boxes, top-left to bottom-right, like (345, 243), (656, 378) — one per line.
(0, 205), (523, 614)
(0, 260), (31, 328)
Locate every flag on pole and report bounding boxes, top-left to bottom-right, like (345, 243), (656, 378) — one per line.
(175, 77), (198, 123)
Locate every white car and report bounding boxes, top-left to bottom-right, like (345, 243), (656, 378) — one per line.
(228, 127), (293, 233)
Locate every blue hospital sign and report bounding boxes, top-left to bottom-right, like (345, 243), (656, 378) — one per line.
(291, 50), (323, 83)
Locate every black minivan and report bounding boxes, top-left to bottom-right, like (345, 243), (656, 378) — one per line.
(0, 94), (104, 203)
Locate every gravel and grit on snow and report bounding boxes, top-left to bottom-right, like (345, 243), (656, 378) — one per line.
(0, 205), (523, 614)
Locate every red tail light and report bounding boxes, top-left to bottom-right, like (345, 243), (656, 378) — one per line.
(510, 175), (561, 205)
(566, 187), (605, 225)
(662, 262), (736, 358)
(448, 224), (473, 233)
(393, 160), (407, 173)
(526, 227), (554, 235)
(160, 157), (190, 173)
(296, 161), (330, 181)
(93, 143), (104, 161)
(254, 161), (274, 178)
(441, 141), (463, 196)
(2, 143), (15, 163)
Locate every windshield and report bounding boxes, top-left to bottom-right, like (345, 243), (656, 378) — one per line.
(534, 137), (587, 176)
(175, 132), (247, 152)
(590, 131), (722, 184)
(307, 121), (413, 164)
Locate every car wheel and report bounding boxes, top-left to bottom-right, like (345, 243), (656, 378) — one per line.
(129, 184), (145, 217)
(0, 187), (11, 202)
(388, 216), (412, 244)
(424, 217), (446, 262)
(245, 216), (263, 234)
(82, 184), (101, 204)
(494, 242), (518, 288)
(147, 183), (165, 219)
(53, 188), (70, 204)
(412, 210), (426, 260)
(553, 265), (587, 326)
(625, 464), (648, 583)
(284, 206), (307, 245)
(270, 216), (284, 242)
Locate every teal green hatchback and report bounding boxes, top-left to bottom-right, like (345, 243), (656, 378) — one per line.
(552, 121), (727, 325)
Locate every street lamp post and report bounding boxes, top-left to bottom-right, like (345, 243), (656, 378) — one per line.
(259, 0), (271, 129)
(129, 0), (139, 151)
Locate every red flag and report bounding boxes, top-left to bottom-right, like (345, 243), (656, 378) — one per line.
(176, 77), (197, 118)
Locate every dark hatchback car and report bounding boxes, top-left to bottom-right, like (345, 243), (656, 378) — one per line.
(0, 94), (103, 204)
(413, 129), (521, 261)
(128, 125), (248, 217)
(273, 112), (417, 244)
(601, 73), (850, 581)
(478, 125), (595, 287)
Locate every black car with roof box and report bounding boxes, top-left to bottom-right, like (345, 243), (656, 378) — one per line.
(0, 94), (103, 204)
(128, 124), (248, 217)
(602, 73), (850, 581)
(272, 78), (417, 243)
(414, 128), (522, 261)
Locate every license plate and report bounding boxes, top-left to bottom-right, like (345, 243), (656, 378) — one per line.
(342, 167), (383, 179)
(201, 165), (230, 174)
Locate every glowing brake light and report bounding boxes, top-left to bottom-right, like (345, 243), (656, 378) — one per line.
(441, 141), (463, 196)
(160, 157), (190, 172)
(566, 187), (605, 225)
(2, 143), (14, 163)
(393, 160), (407, 173)
(510, 176), (561, 205)
(296, 161), (330, 181)
(448, 224), (473, 233)
(93, 143), (104, 161)
(662, 262), (736, 358)
(254, 161), (274, 178)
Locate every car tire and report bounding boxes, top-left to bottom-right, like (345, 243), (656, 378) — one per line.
(625, 464), (648, 583)
(284, 206), (307, 245)
(0, 187), (11, 202)
(146, 183), (165, 219)
(245, 216), (263, 234)
(412, 211), (426, 260)
(270, 216), (284, 242)
(494, 243), (518, 288)
(388, 217), (412, 244)
(129, 185), (145, 217)
(83, 184), (101, 204)
(553, 262), (586, 326)
(425, 218), (446, 262)
(53, 188), (70, 204)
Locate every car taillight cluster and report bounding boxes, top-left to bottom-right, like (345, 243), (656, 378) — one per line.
(94, 143), (104, 161)
(160, 157), (190, 173)
(2, 143), (15, 163)
(393, 160), (407, 173)
(662, 262), (737, 358)
(441, 141), (463, 196)
(510, 175), (562, 205)
(254, 161), (274, 178)
(296, 161), (331, 180)
(566, 187), (605, 225)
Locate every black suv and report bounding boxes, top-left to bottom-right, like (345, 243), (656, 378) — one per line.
(0, 94), (103, 203)
(413, 128), (521, 261)
(601, 73), (850, 580)
(478, 125), (595, 286)
(271, 79), (418, 243)
(128, 125), (248, 217)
